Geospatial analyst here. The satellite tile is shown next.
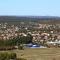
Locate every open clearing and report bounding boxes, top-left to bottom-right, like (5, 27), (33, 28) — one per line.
(1, 48), (60, 60)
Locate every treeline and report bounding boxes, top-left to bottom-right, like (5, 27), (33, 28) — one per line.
(0, 16), (60, 23)
(0, 34), (33, 50)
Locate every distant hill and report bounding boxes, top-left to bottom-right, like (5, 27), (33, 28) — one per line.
(0, 16), (60, 23)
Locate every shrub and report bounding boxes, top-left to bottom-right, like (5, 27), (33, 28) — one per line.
(0, 52), (16, 60)
(0, 52), (26, 60)
(17, 58), (27, 60)
(9, 53), (16, 59)
(18, 45), (24, 50)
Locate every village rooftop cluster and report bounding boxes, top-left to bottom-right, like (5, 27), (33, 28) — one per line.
(0, 22), (60, 47)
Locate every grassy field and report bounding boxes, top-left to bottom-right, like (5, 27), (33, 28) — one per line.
(1, 48), (60, 60)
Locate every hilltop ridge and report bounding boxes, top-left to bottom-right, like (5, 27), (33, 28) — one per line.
(0, 16), (60, 23)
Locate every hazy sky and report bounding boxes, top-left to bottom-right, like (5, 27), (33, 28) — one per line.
(0, 0), (60, 16)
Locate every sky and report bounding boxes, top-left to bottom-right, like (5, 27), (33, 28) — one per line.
(0, 0), (60, 16)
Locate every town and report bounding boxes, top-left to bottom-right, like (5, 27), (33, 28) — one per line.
(0, 21), (60, 48)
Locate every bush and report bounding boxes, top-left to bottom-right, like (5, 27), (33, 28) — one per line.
(0, 52), (26, 60)
(9, 53), (16, 59)
(0, 52), (16, 60)
(17, 58), (27, 60)
(0, 52), (9, 60)
(18, 45), (24, 50)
